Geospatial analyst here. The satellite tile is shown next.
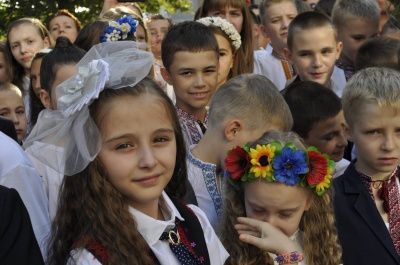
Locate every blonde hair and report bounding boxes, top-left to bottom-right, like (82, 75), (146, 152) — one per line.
(0, 81), (21, 94)
(259, 0), (297, 26)
(208, 74), (293, 131)
(220, 130), (342, 265)
(342, 67), (400, 128)
(332, 0), (380, 29)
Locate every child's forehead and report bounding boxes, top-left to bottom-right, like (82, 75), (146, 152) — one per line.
(264, 1), (297, 16)
(291, 26), (336, 47)
(0, 89), (24, 104)
(171, 50), (218, 65)
(148, 19), (170, 29)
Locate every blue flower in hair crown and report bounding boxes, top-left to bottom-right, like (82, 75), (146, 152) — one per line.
(224, 141), (335, 196)
(100, 15), (137, 43)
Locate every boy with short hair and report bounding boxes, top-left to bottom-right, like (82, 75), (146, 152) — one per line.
(0, 82), (27, 144)
(187, 73), (293, 232)
(334, 67), (400, 264)
(282, 80), (349, 177)
(332, 0), (380, 81)
(355, 36), (400, 71)
(161, 21), (219, 146)
(284, 11), (345, 97)
(254, 0), (298, 91)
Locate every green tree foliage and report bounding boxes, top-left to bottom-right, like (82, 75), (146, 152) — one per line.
(0, 0), (191, 38)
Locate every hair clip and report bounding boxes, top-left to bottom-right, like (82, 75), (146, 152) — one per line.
(100, 15), (137, 43)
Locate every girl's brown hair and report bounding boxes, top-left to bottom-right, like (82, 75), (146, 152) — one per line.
(47, 77), (188, 264)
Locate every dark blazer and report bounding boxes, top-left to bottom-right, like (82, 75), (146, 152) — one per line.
(0, 185), (44, 265)
(0, 116), (18, 143)
(333, 161), (400, 265)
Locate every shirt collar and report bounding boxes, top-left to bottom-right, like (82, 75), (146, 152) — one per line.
(128, 191), (185, 246)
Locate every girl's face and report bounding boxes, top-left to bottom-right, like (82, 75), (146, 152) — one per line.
(215, 34), (234, 88)
(48, 15), (79, 43)
(97, 94), (177, 216)
(30, 58), (43, 97)
(208, 5), (244, 33)
(244, 180), (312, 237)
(0, 52), (8, 82)
(148, 19), (170, 58)
(8, 23), (50, 75)
(44, 64), (77, 110)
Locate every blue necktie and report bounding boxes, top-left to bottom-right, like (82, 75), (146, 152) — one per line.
(159, 219), (203, 265)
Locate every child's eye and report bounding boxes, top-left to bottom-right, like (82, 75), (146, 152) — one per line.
(154, 137), (169, 143)
(219, 51), (227, 57)
(279, 212), (293, 218)
(116, 143), (132, 150)
(352, 36), (365, 41)
(0, 112), (8, 117)
(211, 11), (221, 16)
(11, 44), (18, 49)
(16, 109), (25, 114)
(52, 27), (58, 31)
(300, 52), (310, 57)
(180, 71), (192, 76)
(366, 130), (379, 135)
(231, 12), (241, 17)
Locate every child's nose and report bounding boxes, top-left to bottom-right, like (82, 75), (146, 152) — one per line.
(382, 134), (396, 151)
(312, 55), (322, 67)
(11, 113), (20, 125)
(138, 146), (157, 169)
(281, 17), (290, 29)
(194, 74), (206, 87)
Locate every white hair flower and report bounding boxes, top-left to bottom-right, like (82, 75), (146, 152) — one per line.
(196, 17), (242, 51)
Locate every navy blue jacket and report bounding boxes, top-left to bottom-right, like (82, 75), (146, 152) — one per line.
(333, 162), (400, 264)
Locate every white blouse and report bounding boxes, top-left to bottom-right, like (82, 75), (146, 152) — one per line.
(68, 191), (229, 264)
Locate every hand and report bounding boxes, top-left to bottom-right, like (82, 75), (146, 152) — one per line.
(235, 217), (299, 255)
(99, 0), (119, 18)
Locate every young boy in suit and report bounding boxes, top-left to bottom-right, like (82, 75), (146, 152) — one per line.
(334, 67), (400, 264)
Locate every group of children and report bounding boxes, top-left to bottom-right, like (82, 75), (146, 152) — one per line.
(0, 0), (400, 264)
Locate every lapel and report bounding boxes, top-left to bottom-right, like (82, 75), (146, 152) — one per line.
(342, 162), (399, 261)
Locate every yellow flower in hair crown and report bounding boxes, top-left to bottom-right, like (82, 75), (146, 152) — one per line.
(224, 141), (335, 196)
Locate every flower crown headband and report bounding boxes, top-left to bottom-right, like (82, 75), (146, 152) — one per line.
(100, 15), (137, 43)
(224, 141), (335, 196)
(196, 17), (242, 51)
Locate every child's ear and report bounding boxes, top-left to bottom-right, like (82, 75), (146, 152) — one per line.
(224, 119), (243, 142)
(43, 37), (50, 48)
(160, 67), (173, 86)
(284, 48), (293, 64)
(260, 24), (269, 39)
(39, 89), (52, 109)
(342, 122), (353, 142)
(336, 41), (343, 60)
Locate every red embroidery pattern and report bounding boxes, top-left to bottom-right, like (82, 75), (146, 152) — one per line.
(177, 220), (196, 255)
(71, 236), (110, 264)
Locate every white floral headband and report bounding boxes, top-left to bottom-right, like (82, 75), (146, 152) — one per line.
(197, 17), (242, 51)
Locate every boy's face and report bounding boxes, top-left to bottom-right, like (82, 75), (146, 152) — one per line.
(261, 1), (298, 54)
(337, 19), (379, 66)
(148, 19), (170, 58)
(304, 111), (348, 162)
(0, 90), (27, 142)
(162, 51), (218, 118)
(285, 27), (342, 87)
(344, 105), (400, 180)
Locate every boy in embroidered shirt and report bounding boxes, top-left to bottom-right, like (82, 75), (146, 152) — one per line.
(331, 0), (380, 81)
(283, 81), (350, 177)
(187, 74), (293, 232)
(284, 11), (345, 97)
(161, 21), (219, 146)
(334, 67), (400, 264)
(254, 0), (298, 91)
